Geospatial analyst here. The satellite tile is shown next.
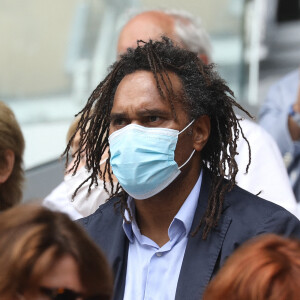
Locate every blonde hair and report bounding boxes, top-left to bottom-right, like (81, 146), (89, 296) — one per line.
(66, 115), (81, 143)
(0, 101), (25, 210)
(0, 204), (113, 299)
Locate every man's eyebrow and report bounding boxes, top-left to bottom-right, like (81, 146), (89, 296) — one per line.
(136, 109), (171, 117)
(110, 112), (129, 121)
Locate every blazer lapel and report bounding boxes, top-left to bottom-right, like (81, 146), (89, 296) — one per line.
(175, 170), (232, 300)
(110, 228), (128, 300)
(81, 200), (129, 300)
(103, 215), (128, 300)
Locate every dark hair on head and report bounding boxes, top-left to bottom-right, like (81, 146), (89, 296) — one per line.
(0, 204), (113, 299)
(63, 37), (251, 239)
(203, 234), (300, 300)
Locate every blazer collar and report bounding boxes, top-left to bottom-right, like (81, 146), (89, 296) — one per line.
(83, 200), (128, 300)
(175, 168), (232, 300)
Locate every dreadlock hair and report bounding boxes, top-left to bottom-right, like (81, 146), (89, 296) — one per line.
(63, 37), (252, 239)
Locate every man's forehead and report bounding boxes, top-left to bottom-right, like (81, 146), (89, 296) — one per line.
(110, 70), (185, 120)
(115, 70), (183, 99)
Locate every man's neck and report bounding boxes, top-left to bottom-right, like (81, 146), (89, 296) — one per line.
(134, 165), (201, 247)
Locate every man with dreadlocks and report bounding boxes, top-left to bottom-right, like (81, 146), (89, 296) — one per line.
(69, 39), (300, 300)
(117, 9), (298, 217)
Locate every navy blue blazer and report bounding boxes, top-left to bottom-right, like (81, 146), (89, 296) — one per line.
(78, 169), (300, 300)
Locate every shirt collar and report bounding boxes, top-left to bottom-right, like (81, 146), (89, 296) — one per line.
(172, 170), (203, 236)
(123, 170), (203, 243)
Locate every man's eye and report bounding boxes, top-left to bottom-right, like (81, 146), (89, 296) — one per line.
(148, 116), (160, 122)
(113, 118), (127, 126)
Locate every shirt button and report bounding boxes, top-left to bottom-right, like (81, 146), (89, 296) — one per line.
(156, 252), (162, 257)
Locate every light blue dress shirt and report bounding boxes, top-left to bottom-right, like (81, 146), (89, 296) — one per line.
(122, 171), (203, 300)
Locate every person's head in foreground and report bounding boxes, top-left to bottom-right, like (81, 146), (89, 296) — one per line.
(0, 101), (25, 211)
(65, 37), (251, 239)
(203, 234), (300, 300)
(0, 205), (113, 300)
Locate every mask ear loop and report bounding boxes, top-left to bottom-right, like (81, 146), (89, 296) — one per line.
(178, 149), (195, 169)
(178, 119), (196, 169)
(100, 157), (108, 165)
(179, 119), (195, 135)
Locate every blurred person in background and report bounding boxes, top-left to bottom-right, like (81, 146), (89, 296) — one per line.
(0, 101), (25, 211)
(0, 204), (113, 300)
(43, 115), (117, 219)
(117, 9), (298, 217)
(203, 234), (300, 300)
(260, 69), (300, 206)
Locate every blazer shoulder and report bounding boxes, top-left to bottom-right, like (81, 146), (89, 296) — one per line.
(225, 184), (298, 223)
(77, 196), (122, 231)
(213, 184), (300, 272)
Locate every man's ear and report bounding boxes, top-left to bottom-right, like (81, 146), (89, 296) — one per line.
(192, 115), (210, 152)
(0, 149), (15, 183)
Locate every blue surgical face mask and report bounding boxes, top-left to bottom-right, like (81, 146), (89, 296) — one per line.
(108, 120), (195, 199)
